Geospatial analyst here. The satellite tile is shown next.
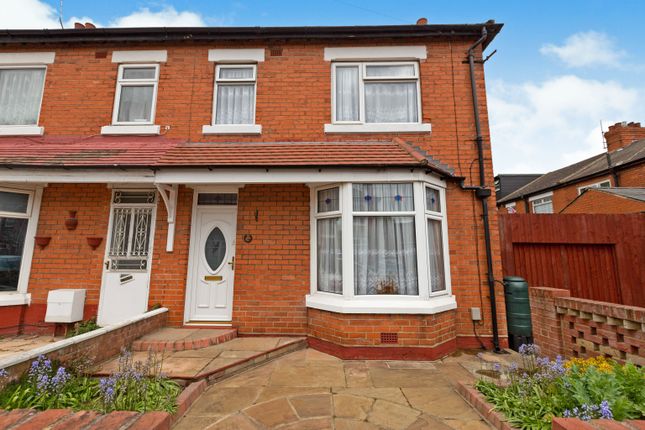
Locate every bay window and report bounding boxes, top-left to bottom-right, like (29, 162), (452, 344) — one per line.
(0, 186), (42, 304)
(310, 181), (453, 313)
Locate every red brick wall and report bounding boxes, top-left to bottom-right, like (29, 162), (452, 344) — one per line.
(529, 287), (645, 366)
(562, 189), (645, 214)
(552, 175), (614, 213)
(3, 36), (506, 343)
(233, 184), (310, 335)
(604, 121), (645, 152)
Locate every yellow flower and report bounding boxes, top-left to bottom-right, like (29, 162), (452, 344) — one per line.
(564, 356), (614, 373)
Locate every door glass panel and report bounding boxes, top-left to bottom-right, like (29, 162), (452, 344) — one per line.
(0, 217), (28, 291)
(205, 227), (227, 271)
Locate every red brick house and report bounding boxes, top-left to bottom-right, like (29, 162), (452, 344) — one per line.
(497, 122), (645, 214)
(0, 21), (507, 359)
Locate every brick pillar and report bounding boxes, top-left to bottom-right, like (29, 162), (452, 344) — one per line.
(528, 287), (571, 359)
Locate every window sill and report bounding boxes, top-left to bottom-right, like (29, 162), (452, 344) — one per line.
(305, 293), (456, 314)
(202, 124), (262, 135)
(0, 293), (31, 306)
(324, 123), (432, 134)
(0, 126), (44, 136)
(100, 125), (160, 135)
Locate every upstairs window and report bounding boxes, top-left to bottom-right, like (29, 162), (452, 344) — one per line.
(0, 67), (46, 126)
(214, 64), (257, 125)
(112, 64), (159, 125)
(578, 180), (611, 195)
(333, 62), (420, 124)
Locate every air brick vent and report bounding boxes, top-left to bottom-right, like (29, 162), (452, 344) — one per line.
(380, 332), (398, 344)
(270, 46), (283, 56)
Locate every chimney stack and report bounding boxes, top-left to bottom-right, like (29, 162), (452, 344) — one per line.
(416, 17), (428, 25)
(604, 121), (645, 152)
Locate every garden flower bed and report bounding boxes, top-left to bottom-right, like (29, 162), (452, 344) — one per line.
(0, 349), (181, 414)
(473, 345), (644, 430)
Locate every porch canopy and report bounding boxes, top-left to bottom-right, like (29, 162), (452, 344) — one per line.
(0, 136), (456, 251)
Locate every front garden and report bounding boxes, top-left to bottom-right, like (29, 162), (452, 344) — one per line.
(0, 349), (180, 413)
(476, 344), (645, 430)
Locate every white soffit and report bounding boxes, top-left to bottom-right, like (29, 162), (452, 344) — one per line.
(324, 46), (427, 61)
(0, 52), (55, 64)
(208, 49), (265, 63)
(111, 50), (168, 63)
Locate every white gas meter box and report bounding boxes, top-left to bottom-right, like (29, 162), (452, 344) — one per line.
(45, 289), (86, 323)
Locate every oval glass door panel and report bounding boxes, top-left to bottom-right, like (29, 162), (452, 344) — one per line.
(205, 227), (226, 271)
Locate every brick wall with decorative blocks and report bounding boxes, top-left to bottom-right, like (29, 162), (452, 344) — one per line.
(529, 287), (644, 365)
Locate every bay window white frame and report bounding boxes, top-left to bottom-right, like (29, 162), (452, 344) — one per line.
(0, 185), (44, 306)
(330, 61), (422, 125)
(308, 180), (455, 314)
(110, 63), (160, 126)
(0, 65), (48, 136)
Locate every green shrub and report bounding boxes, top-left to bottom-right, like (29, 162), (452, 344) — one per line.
(475, 346), (645, 430)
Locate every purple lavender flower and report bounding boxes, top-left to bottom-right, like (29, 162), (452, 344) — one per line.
(493, 363), (502, 372)
(50, 367), (70, 391)
(599, 401), (613, 419)
(518, 344), (540, 356)
(99, 375), (118, 405)
(563, 409), (571, 418)
(0, 368), (8, 378)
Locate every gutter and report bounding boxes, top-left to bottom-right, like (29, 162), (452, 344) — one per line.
(462, 24), (501, 353)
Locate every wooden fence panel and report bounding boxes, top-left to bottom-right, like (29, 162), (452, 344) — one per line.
(499, 214), (645, 307)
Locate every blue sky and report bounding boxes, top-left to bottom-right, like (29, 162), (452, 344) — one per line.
(2, 0), (644, 173)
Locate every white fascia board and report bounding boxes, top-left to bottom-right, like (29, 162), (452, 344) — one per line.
(324, 123), (431, 134)
(0, 168), (156, 184)
(324, 46), (427, 61)
(155, 167), (441, 185)
(305, 293), (457, 314)
(101, 125), (160, 135)
(202, 124), (262, 135)
(528, 191), (554, 202)
(0, 52), (55, 64)
(111, 50), (167, 63)
(0, 126), (44, 136)
(208, 49), (265, 63)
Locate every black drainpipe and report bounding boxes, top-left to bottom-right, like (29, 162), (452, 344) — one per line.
(462, 24), (501, 353)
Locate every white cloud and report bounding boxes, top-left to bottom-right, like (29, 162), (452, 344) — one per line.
(0, 1), (209, 29)
(540, 31), (625, 68)
(109, 7), (206, 28)
(489, 75), (645, 173)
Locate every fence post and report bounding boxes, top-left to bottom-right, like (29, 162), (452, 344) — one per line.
(528, 287), (570, 359)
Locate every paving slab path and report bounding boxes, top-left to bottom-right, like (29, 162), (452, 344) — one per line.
(174, 348), (493, 430)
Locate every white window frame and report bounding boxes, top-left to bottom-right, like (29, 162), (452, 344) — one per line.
(0, 65), (48, 136)
(529, 192), (554, 214)
(307, 180), (455, 314)
(0, 185), (44, 306)
(110, 63), (160, 126)
(331, 61), (421, 125)
(577, 180), (611, 195)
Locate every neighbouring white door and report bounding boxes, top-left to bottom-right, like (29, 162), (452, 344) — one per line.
(187, 193), (237, 321)
(97, 190), (157, 326)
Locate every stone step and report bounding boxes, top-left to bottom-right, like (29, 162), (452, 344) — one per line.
(132, 328), (237, 352)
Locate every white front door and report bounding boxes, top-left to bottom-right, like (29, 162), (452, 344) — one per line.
(97, 190), (157, 326)
(187, 198), (237, 321)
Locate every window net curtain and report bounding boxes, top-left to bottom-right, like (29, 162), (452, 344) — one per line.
(0, 69), (45, 125)
(335, 66), (359, 121)
(352, 183), (417, 295)
(427, 219), (446, 292)
(216, 84), (254, 124)
(353, 216), (418, 295)
(117, 86), (153, 122)
(317, 217), (342, 293)
(365, 82), (418, 123)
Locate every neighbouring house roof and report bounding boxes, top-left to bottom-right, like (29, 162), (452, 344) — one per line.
(0, 22), (502, 48)
(497, 138), (645, 204)
(594, 187), (645, 202)
(0, 136), (455, 176)
(494, 173), (542, 201)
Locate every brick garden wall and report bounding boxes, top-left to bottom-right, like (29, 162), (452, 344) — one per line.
(1, 37), (507, 345)
(528, 287), (644, 366)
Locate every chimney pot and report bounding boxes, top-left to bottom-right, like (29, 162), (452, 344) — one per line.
(85, 22), (96, 29)
(416, 17), (428, 25)
(74, 22), (85, 29)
